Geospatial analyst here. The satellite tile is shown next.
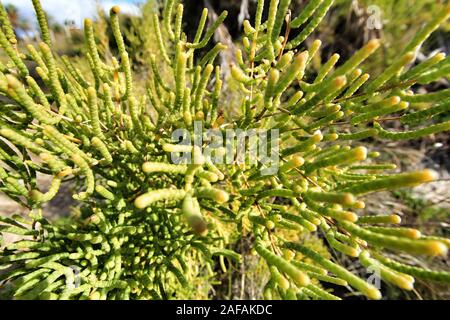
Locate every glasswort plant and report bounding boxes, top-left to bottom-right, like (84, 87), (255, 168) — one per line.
(0, 0), (449, 300)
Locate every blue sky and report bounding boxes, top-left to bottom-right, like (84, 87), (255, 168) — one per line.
(3, 0), (146, 27)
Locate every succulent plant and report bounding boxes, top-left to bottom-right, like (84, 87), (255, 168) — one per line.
(0, 0), (449, 300)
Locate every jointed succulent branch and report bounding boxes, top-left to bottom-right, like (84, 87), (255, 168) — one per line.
(0, 0), (449, 300)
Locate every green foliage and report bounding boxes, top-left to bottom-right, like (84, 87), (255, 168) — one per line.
(305, 0), (450, 78)
(0, 0), (449, 300)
